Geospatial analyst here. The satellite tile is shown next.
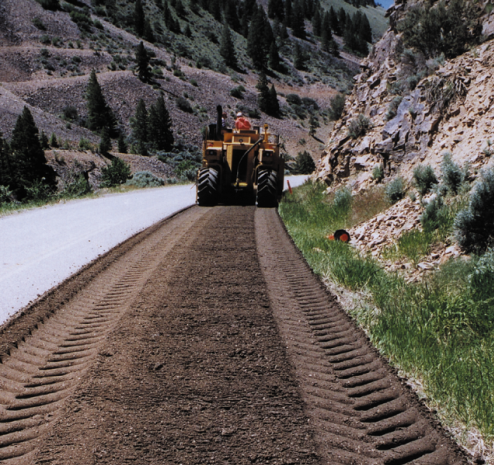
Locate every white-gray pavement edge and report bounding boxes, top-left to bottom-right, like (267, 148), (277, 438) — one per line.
(0, 176), (309, 324)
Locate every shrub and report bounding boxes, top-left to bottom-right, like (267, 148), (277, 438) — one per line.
(32, 17), (46, 30)
(292, 151), (315, 174)
(347, 114), (372, 139)
(385, 96), (403, 121)
(420, 195), (447, 232)
(385, 176), (406, 203)
(328, 93), (345, 121)
(372, 164), (384, 183)
(247, 108), (260, 119)
(62, 105), (79, 121)
(333, 187), (352, 212)
(454, 168), (494, 252)
(286, 94), (302, 105)
(126, 171), (164, 188)
(70, 10), (93, 32)
(441, 152), (464, 195)
(79, 137), (92, 151)
(230, 85), (245, 99)
(190, 79), (198, 87)
(176, 97), (193, 113)
(0, 185), (13, 204)
(62, 173), (92, 197)
(100, 157), (132, 187)
(36, 0), (60, 10)
(24, 180), (53, 201)
(413, 164), (438, 196)
(40, 35), (51, 45)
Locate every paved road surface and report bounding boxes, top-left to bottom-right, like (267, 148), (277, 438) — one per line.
(0, 176), (308, 323)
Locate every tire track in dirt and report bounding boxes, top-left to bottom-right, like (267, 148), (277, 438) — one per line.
(256, 208), (467, 465)
(0, 207), (209, 464)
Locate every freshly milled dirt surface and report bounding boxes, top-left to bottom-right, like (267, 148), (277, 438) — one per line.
(0, 206), (467, 464)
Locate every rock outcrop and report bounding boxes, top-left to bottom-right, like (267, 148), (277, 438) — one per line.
(315, 0), (494, 191)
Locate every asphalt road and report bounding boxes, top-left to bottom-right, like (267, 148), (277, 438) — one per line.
(0, 176), (308, 324)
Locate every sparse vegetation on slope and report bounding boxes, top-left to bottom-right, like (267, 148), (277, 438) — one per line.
(280, 181), (494, 455)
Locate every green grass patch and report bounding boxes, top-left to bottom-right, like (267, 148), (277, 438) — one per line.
(279, 181), (494, 441)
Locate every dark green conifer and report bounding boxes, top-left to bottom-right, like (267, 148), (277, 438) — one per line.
(135, 41), (151, 81)
(220, 23), (237, 68)
(99, 126), (112, 155)
(312, 8), (321, 37)
(117, 133), (128, 153)
(0, 134), (14, 190)
(148, 95), (174, 151)
(49, 132), (59, 148)
(224, 0), (241, 32)
(293, 42), (306, 69)
(143, 19), (155, 42)
(268, 41), (281, 70)
(86, 70), (117, 135)
(329, 7), (340, 35)
(131, 99), (148, 156)
(291, 0), (306, 39)
(247, 7), (268, 69)
(285, 0), (292, 28)
(135, 0), (145, 36)
(256, 72), (270, 113)
(39, 130), (50, 150)
(268, 0), (284, 21)
(268, 85), (280, 117)
(10, 107), (56, 196)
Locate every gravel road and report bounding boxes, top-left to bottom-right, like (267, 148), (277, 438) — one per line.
(0, 176), (308, 323)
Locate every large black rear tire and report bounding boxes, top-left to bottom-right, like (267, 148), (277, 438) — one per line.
(256, 169), (278, 208)
(197, 168), (219, 206)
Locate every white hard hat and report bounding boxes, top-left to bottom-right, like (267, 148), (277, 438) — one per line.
(236, 112), (243, 117)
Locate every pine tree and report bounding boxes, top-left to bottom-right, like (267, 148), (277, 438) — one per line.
(148, 95), (174, 151)
(220, 23), (237, 68)
(117, 133), (128, 153)
(136, 41), (151, 82)
(285, 0), (292, 28)
(309, 114), (319, 136)
(360, 12), (372, 43)
(256, 72), (270, 113)
(86, 70), (117, 135)
(268, 41), (281, 70)
(99, 126), (112, 154)
(144, 19), (155, 42)
(247, 7), (268, 69)
(0, 134), (14, 190)
(224, 0), (241, 32)
(328, 7), (340, 35)
(10, 107), (56, 196)
(312, 8), (321, 37)
(293, 42), (306, 69)
(268, 85), (280, 117)
(131, 99), (148, 156)
(39, 130), (49, 150)
(268, 0), (284, 20)
(49, 132), (59, 148)
(135, 0), (145, 36)
(291, 0), (306, 39)
(338, 8), (347, 31)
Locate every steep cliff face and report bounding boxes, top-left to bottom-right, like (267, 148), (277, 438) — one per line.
(315, 0), (494, 190)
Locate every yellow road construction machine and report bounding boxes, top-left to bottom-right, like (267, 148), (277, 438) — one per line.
(197, 106), (285, 207)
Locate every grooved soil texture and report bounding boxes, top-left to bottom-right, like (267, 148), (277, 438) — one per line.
(35, 206), (320, 464)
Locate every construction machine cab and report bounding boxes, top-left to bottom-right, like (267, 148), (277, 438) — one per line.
(197, 106), (284, 207)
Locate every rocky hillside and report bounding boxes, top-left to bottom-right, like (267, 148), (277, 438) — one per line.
(0, 0), (387, 172)
(315, 0), (494, 190)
